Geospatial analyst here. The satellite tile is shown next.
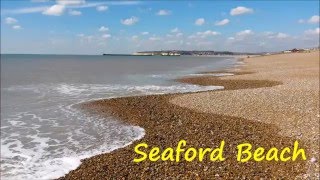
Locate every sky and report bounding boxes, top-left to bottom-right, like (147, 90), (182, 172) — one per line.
(1, 0), (319, 54)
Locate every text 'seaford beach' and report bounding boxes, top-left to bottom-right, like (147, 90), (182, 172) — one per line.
(134, 140), (307, 163)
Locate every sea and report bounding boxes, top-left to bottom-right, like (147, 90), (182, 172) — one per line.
(1, 54), (237, 179)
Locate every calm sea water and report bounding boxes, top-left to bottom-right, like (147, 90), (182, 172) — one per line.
(1, 54), (237, 179)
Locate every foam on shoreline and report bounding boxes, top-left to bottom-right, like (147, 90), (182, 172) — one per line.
(1, 81), (227, 179)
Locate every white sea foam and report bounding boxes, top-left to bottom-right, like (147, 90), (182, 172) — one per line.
(1, 106), (145, 179)
(2, 82), (223, 180)
(188, 73), (234, 77)
(5, 83), (223, 97)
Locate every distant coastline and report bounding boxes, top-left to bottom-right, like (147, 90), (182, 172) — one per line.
(102, 50), (263, 57)
(102, 53), (152, 56)
(135, 50), (261, 56)
(103, 47), (319, 57)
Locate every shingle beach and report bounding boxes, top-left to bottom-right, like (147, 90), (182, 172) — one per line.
(60, 51), (319, 179)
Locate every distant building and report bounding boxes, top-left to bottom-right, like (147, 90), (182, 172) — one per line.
(282, 48), (305, 53)
(291, 48), (300, 53)
(161, 52), (180, 56)
(132, 52), (154, 56)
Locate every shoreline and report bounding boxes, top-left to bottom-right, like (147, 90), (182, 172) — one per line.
(59, 51), (319, 179)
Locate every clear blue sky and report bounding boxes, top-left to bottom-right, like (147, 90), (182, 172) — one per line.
(1, 0), (319, 54)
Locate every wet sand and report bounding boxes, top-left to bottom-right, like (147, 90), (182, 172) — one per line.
(59, 51), (319, 179)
